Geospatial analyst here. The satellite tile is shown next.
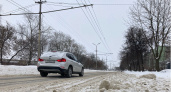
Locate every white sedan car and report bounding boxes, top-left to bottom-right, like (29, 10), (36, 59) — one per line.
(37, 51), (84, 78)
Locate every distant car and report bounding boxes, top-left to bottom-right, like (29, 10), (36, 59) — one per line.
(37, 51), (84, 78)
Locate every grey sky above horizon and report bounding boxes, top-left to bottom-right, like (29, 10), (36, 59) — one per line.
(0, 0), (136, 67)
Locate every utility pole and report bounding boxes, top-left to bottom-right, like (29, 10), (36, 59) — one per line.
(98, 53), (113, 70)
(110, 62), (111, 70)
(106, 55), (108, 70)
(105, 53), (113, 70)
(0, 5), (1, 25)
(93, 43), (100, 70)
(35, 0), (46, 60)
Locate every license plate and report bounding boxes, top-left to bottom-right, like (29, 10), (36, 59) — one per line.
(45, 60), (55, 63)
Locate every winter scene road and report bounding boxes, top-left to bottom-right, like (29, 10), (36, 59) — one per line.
(0, 65), (170, 92)
(0, 0), (171, 92)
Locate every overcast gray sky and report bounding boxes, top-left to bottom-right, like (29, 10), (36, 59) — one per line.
(0, 0), (136, 67)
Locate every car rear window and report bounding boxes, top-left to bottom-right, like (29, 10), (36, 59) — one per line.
(41, 52), (65, 57)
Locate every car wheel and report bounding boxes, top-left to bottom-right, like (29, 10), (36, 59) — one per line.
(79, 68), (84, 76)
(66, 66), (72, 78)
(40, 71), (48, 77)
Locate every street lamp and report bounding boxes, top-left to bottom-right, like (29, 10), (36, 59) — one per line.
(93, 43), (100, 70)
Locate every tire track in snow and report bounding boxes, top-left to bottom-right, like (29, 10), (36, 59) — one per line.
(0, 72), (114, 92)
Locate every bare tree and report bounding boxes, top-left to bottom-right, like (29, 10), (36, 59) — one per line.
(8, 24), (30, 63)
(130, 0), (171, 71)
(0, 24), (15, 64)
(13, 14), (51, 64)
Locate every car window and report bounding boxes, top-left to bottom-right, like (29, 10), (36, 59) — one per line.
(72, 54), (78, 61)
(70, 54), (77, 61)
(66, 53), (75, 61)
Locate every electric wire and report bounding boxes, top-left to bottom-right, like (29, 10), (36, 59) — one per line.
(76, 0), (107, 52)
(46, 2), (133, 6)
(6, 0), (31, 13)
(0, 5), (92, 16)
(87, 0), (115, 60)
(86, 0), (111, 52)
(45, 3), (72, 7)
(3, 4), (37, 15)
(80, 0), (110, 54)
(47, 2), (85, 5)
(82, 0), (110, 52)
(43, 5), (95, 51)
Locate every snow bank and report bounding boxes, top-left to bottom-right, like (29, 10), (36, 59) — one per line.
(0, 65), (39, 76)
(0, 65), (109, 76)
(96, 72), (170, 92)
(124, 70), (171, 79)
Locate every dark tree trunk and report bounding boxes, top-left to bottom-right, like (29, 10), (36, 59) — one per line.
(140, 52), (144, 71)
(0, 48), (2, 64)
(156, 58), (160, 71)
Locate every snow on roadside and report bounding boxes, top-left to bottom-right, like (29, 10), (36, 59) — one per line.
(0, 65), (110, 76)
(0, 65), (39, 76)
(97, 72), (170, 92)
(124, 69), (171, 79)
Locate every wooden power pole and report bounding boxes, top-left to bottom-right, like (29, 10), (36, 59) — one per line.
(35, 0), (46, 60)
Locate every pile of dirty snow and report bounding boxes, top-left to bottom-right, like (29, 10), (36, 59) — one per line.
(124, 69), (171, 79)
(97, 72), (170, 92)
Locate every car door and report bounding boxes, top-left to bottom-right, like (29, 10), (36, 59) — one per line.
(72, 54), (82, 72)
(66, 53), (78, 72)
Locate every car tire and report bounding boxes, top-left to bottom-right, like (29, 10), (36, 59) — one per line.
(66, 66), (72, 78)
(40, 71), (48, 77)
(79, 68), (84, 76)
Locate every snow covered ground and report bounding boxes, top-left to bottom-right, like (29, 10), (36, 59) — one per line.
(0, 65), (170, 92)
(124, 69), (171, 79)
(0, 65), (107, 76)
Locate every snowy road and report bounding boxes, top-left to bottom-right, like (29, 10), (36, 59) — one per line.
(0, 72), (114, 92)
(0, 65), (170, 92)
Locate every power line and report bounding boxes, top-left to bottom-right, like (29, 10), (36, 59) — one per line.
(94, 4), (133, 5)
(76, 0), (106, 51)
(46, 2), (133, 6)
(6, 0), (31, 13)
(87, 0), (115, 60)
(47, 2), (85, 5)
(87, 0), (111, 52)
(77, 0), (111, 62)
(82, 0), (110, 52)
(43, 5), (95, 51)
(0, 4), (93, 16)
(3, 4), (37, 15)
(45, 3), (72, 7)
